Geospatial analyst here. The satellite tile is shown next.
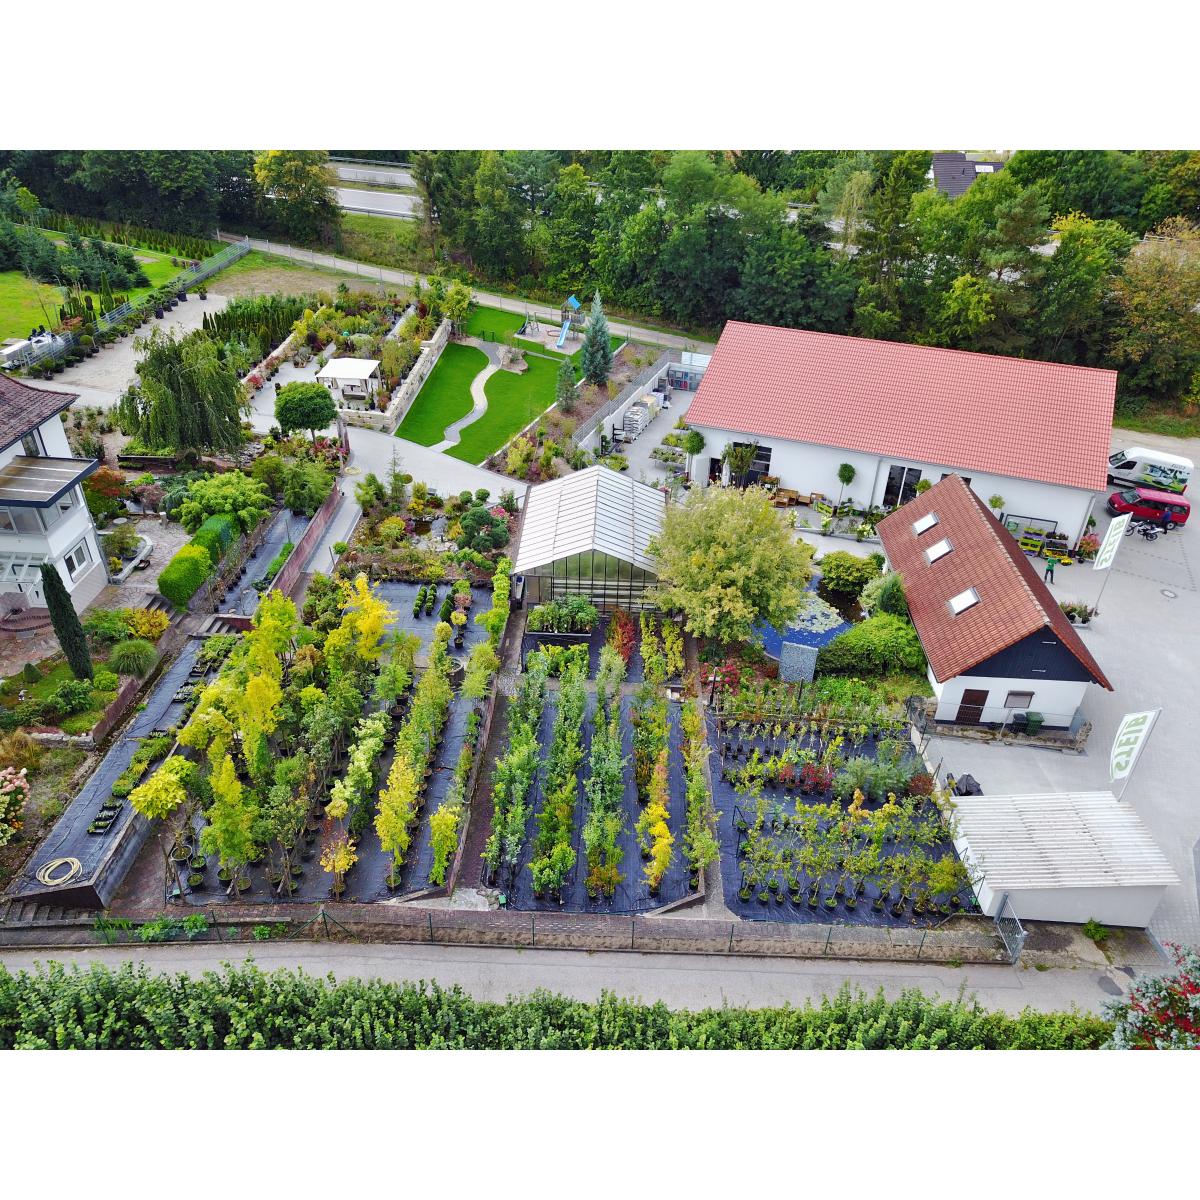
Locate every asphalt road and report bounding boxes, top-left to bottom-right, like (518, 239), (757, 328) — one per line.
(0, 941), (1130, 1015)
(335, 187), (420, 219)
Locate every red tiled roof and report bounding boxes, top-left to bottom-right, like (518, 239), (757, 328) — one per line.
(0, 375), (77, 452)
(876, 474), (1111, 688)
(686, 321), (1116, 492)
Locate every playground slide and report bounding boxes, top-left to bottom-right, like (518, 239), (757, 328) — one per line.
(556, 319), (571, 349)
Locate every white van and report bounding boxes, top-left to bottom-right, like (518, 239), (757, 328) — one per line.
(1108, 446), (1193, 494)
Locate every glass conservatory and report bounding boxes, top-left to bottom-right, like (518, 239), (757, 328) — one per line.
(513, 465), (666, 612)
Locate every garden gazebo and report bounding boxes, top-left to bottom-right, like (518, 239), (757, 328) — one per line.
(513, 465), (665, 611)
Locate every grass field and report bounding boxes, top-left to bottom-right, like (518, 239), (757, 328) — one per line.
(337, 212), (425, 273)
(395, 342), (489, 446)
(447, 352), (561, 464)
(0, 233), (198, 342)
(464, 304), (525, 341)
(1114, 409), (1200, 441)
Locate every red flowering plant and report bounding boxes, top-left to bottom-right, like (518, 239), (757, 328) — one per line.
(799, 762), (833, 796)
(246, 372), (263, 391)
(1106, 942), (1200, 1048)
(607, 608), (636, 665)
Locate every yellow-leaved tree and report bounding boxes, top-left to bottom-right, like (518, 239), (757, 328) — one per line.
(376, 751), (420, 887)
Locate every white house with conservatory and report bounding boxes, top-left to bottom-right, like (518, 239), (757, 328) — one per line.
(685, 321), (1118, 548)
(0, 375), (104, 616)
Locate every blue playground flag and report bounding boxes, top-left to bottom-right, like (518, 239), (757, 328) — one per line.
(566, 294), (581, 310)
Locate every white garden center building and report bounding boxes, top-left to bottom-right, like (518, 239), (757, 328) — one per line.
(686, 321), (1118, 548)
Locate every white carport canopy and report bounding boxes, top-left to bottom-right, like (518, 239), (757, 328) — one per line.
(316, 358), (380, 382)
(952, 790), (1179, 928)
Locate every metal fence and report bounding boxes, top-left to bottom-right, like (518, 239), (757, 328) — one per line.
(7, 238), (251, 370)
(994, 893), (1027, 964)
(573, 350), (674, 444)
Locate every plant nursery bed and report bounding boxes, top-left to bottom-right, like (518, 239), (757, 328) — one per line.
(497, 689), (694, 915)
(707, 710), (976, 927)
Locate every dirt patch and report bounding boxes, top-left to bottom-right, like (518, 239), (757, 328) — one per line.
(213, 265), (390, 299)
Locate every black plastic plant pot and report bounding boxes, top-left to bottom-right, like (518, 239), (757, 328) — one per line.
(846, 897), (858, 910)
(290, 865), (304, 878)
(187, 873), (205, 888)
(235, 877), (251, 892)
(824, 897), (837, 910)
(757, 891), (769, 905)
(774, 891), (785, 904)
(738, 888), (752, 902)
(190, 857), (206, 871)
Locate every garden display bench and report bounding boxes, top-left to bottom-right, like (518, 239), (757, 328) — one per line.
(772, 488), (802, 507)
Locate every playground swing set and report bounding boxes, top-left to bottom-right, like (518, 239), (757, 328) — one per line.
(517, 293), (585, 351)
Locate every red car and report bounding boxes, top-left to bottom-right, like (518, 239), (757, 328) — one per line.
(1106, 487), (1191, 529)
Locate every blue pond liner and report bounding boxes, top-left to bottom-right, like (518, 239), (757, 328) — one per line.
(756, 582), (851, 659)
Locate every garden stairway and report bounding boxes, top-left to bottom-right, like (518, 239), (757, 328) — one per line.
(0, 606), (53, 636)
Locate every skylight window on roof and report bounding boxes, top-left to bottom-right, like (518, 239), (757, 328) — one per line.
(925, 538), (953, 563)
(912, 513), (938, 535)
(948, 587), (980, 615)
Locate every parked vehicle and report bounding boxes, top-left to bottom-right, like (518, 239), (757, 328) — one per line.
(1107, 487), (1191, 529)
(1108, 446), (1193, 494)
(1126, 520), (1160, 542)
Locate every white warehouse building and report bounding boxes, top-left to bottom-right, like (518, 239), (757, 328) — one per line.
(685, 321), (1118, 548)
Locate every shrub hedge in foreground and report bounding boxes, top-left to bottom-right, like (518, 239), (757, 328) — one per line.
(0, 963), (1111, 1049)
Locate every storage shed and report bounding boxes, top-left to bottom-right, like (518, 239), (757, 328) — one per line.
(952, 790), (1179, 928)
(512, 465), (665, 611)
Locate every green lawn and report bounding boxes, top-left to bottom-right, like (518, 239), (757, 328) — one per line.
(0, 271), (67, 342)
(464, 304), (525, 341)
(447, 352), (561, 464)
(395, 342), (488, 446)
(0, 232), (195, 342)
(0, 657), (118, 735)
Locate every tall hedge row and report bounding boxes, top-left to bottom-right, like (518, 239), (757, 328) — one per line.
(157, 543), (213, 609)
(190, 514), (238, 563)
(0, 963), (1111, 1049)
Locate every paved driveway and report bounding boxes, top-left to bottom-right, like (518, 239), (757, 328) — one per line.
(21, 294), (229, 402)
(926, 447), (1200, 947)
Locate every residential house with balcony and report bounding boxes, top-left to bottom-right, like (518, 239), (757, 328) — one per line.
(0, 375), (104, 619)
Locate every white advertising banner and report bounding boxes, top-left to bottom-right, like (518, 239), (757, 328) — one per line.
(1110, 709), (1160, 783)
(1094, 513), (1130, 571)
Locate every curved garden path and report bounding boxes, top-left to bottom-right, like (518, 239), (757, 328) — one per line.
(431, 338), (501, 451)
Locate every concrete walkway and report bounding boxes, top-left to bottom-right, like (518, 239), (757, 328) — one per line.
(431, 338), (500, 452)
(218, 233), (717, 354)
(0, 940), (1132, 1015)
(22, 293), (230, 401)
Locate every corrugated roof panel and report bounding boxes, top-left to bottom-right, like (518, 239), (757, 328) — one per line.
(954, 792), (1179, 890)
(512, 465), (666, 573)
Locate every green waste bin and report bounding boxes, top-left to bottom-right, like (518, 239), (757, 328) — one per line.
(1025, 711), (1044, 736)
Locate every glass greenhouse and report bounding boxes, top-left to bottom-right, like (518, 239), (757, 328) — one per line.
(512, 465), (666, 611)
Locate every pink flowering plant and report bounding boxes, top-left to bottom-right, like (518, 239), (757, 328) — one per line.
(0, 766), (31, 847)
(1105, 942), (1200, 1049)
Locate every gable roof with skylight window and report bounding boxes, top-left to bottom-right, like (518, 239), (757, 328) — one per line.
(876, 474), (1111, 688)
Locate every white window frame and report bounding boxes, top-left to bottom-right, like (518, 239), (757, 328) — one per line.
(925, 537), (953, 563)
(948, 587), (980, 615)
(63, 538), (91, 579)
(912, 513), (938, 535)
(1004, 690), (1035, 709)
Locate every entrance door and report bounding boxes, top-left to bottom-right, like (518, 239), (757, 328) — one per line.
(708, 457), (723, 483)
(955, 689), (989, 724)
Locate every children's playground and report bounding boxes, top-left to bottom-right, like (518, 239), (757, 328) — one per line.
(399, 298), (624, 465)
